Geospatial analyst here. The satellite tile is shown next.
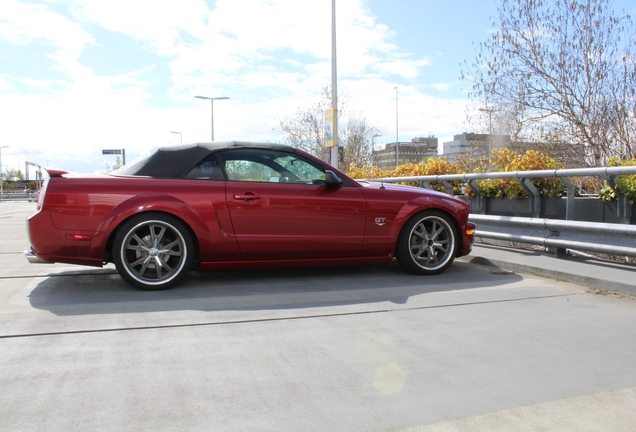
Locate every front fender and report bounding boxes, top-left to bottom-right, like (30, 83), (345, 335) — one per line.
(390, 195), (470, 239)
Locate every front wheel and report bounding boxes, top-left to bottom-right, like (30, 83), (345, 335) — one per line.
(113, 214), (193, 290)
(395, 210), (458, 275)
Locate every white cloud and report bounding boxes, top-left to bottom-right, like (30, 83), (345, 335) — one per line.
(375, 57), (432, 80)
(0, 0), (94, 81)
(0, 76), (11, 91)
(345, 79), (467, 146)
(18, 78), (52, 88)
(0, 0), (93, 48)
(0, 0), (468, 173)
(429, 82), (453, 91)
(65, 0), (209, 55)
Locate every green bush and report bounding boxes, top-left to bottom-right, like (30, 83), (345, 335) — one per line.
(348, 150), (636, 202)
(469, 149), (566, 199)
(348, 157), (463, 194)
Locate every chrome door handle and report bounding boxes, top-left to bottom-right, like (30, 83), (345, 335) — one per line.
(233, 193), (262, 201)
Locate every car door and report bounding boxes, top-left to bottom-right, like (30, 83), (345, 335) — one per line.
(220, 148), (367, 261)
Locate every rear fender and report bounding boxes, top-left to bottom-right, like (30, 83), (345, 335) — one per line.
(90, 193), (210, 261)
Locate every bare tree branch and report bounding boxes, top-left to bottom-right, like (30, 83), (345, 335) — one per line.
(462, 0), (636, 166)
(277, 86), (379, 169)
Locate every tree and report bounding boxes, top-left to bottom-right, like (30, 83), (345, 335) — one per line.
(341, 113), (380, 170)
(278, 86), (379, 170)
(105, 157), (123, 173)
(3, 168), (24, 180)
(462, 0), (636, 167)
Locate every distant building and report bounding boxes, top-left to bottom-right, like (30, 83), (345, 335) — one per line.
(443, 133), (510, 162)
(375, 137), (439, 170)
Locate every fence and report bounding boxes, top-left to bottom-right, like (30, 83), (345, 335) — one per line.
(0, 191), (38, 202)
(469, 214), (636, 258)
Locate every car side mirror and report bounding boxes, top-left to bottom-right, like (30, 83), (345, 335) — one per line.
(325, 170), (343, 187)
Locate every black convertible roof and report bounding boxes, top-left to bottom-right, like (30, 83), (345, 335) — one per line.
(111, 141), (296, 178)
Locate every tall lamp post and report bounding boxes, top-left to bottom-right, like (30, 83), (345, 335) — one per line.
(371, 134), (381, 149)
(394, 87), (399, 168)
(371, 134), (381, 167)
(479, 107), (496, 134)
(194, 96), (230, 141)
(330, 0), (339, 169)
(170, 131), (182, 143)
(0, 146), (8, 201)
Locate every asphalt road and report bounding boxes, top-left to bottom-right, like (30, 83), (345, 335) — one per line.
(2, 202), (636, 431)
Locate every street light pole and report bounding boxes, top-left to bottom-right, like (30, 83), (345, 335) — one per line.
(479, 107), (496, 134)
(170, 131), (182, 143)
(371, 134), (381, 149)
(371, 134), (381, 166)
(330, 0), (338, 169)
(194, 96), (230, 141)
(395, 87), (399, 168)
(0, 146), (8, 201)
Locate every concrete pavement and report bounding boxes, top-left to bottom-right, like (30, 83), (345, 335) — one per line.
(2, 201), (636, 431)
(460, 242), (636, 297)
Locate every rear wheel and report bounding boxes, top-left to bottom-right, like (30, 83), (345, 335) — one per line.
(396, 210), (458, 275)
(113, 214), (193, 290)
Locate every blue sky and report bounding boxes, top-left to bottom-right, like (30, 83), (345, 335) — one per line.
(1, 0), (634, 175)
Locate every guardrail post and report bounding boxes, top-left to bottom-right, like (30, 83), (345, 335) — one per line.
(467, 179), (485, 214)
(518, 177), (541, 218)
(442, 181), (454, 196)
(561, 177), (575, 220)
(618, 194), (632, 224)
(605, 175), (632, 224)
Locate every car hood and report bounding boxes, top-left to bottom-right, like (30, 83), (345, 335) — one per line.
(360, 180), (450, 197)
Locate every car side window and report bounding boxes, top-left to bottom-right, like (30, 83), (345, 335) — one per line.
(185, 156), (225, 180)
(218, 149), (327, 184)
(272, 155), (325, 184)
(224, 160), (279, 182)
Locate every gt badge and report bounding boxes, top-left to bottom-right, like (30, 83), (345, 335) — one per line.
(375, 217), (386, 226)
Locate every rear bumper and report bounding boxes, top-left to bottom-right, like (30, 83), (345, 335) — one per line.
(24, 250), (49, 264)
(26, 209), (104, 267)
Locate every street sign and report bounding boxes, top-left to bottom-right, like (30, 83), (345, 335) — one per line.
(325, 108), (334, 147)
(102, 149), (122, 155)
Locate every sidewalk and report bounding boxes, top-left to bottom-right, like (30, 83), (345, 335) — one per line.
(461, 243), (636, 297)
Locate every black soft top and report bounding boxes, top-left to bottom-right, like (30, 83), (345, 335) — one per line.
(111, 141), (296, 178)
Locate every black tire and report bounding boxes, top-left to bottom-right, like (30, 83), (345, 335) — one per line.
(113, 213), (193, 290)
(395, 210), (458, 275)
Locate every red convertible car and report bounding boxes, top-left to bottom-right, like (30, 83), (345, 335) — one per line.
(26, 142), (475, 290)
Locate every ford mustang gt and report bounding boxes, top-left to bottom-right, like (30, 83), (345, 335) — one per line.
(25, 142), (475, 290)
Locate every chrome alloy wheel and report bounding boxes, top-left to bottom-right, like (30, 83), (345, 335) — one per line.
(119, 219), (188, 286)
(406, 213), (456, 272)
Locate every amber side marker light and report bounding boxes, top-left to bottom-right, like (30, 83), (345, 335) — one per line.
(65, 234), (92, 241)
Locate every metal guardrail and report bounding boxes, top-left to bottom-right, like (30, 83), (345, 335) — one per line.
(362, 166), (636, 257)
(469, 214), (636, 258)
(0, 193), (38, 202)
(366, 165), (636, 224)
